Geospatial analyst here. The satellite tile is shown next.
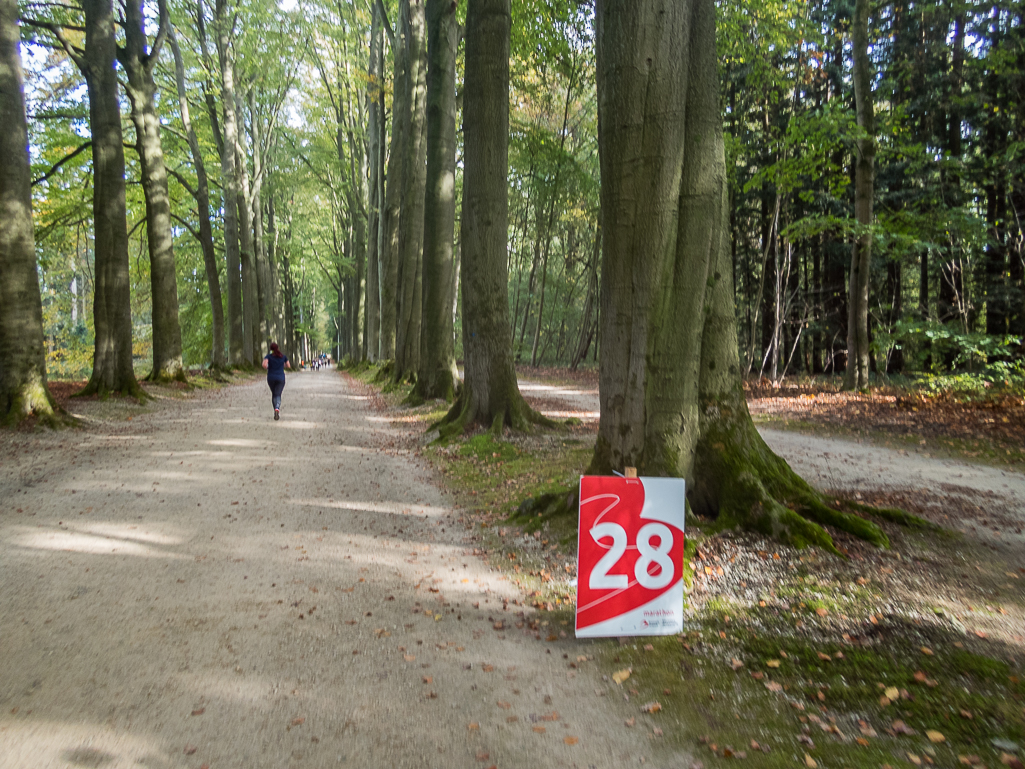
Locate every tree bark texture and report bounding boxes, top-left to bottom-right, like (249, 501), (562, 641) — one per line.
(394, 0), (428, 381)
(215, 0), (244, 366)
(268, 195), (284, 346)
(250, 94), (273, 358)
(365, 4), (383, 361)
(235, 115), (260, 365)
(0, 0), (62, 425)
(120, 0), (185, 382)
(414, 0), (459, 401)
(380, 1), (410, 362)
(437, 0), (550, 436)
(590, 0), (885, 552)
(79, 0), (143, 398)
(169, 25), (225, 369)
(843, 0), (875, 391)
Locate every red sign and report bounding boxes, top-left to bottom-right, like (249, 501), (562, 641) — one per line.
(575, 476), (686, 637)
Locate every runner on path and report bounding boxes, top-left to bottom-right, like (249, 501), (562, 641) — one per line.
(262, 342), (291, 420)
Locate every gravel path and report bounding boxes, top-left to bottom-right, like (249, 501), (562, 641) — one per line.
(0, 372), (678, 769)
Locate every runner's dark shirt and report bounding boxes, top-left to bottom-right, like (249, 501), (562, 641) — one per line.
(265, 354), (288, 381)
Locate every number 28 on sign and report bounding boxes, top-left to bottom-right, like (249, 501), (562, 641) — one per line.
(575, 476), (685, 638)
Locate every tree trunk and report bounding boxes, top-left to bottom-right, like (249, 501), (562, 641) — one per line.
(78, 0), (144, 398)
(0, 0), (62, 425)
(365, 4), (383, 361)
(414, 0), (459, 402)
(120, 0), (185, 383)
(589, 0), (884, 552)
(886, 259), (903, 372)
(844, 0), (875, 391)
(570, 225), (600, 370)
(937, 9), (965, 369)
(235, 117), (260, 365)
(215, 0), (244, 366)
(250, 92), (273, 357)
(394, 0), (428, 382)
(268, 195), (284, 346)
(1010, 9), (1025, 339)
(168, 25), (225, 369)
(436, 0), (551, 437)
(380, 0), (409, 362)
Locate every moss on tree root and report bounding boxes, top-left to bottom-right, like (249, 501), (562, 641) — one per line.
(692, 401), (889, 554)
(433, 380), (557, 441)
(841, 499), (937, 530)
(373, 360), (395, 383)
(2, 380), (74, 429)
(145, 365), (188, 385)
(410, 368), (457, 406)
(75, 378), (152, 403)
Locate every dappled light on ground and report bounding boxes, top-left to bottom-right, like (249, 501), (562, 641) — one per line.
(207, 438), (277, 448)
(9, 526), (189, 558)
(0, 720), (170, 769)
(289, 496), (453, 518)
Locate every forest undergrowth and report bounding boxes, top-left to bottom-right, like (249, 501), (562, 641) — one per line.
(349, 362), (1025, 769)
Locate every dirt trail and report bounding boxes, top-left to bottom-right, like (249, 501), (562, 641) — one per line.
(521, 378), (1025, 530)
(0, 372), (678, 769)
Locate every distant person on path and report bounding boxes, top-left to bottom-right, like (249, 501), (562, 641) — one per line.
(262, 342), (291, 420)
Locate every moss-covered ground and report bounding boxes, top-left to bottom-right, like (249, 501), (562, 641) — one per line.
(351, 363), (1025, 769)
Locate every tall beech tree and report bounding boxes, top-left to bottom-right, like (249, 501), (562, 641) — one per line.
(214, 0), (245, 365)
(234, 110), (260, 364)
(168, 24), (226, 369)
(380, 0), (405, 362)
(413, 0), (459, 401)
(437, 0), (550, 436)
(72, 0), (144, 397)
(394, 0), (428, 382)
(119, 0), (186, 382)
(0, 0), (62, 425)
(590, 0), (884, 551)
(364, 1), (385, 361)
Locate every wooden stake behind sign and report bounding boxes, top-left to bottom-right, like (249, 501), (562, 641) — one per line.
(624, 467), (637, 478)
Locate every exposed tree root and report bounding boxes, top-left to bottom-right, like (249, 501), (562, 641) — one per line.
(433, 379), (557, 441)
(412, 364), (457, 405)
(206, 365), (231, 383)
(373, 360), (395, 383)
(402, 390), (426, 407)
(75, 377), (152, 403)
(690, 399), (888, 554)
(145, 364), (188, 385)
(2, 380), (75, 429)
(510, 488), (579, 531)
(840, 499), (938, 531)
